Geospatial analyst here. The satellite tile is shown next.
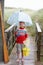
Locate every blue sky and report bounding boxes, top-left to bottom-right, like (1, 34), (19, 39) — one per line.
(4, 0), (43, 10)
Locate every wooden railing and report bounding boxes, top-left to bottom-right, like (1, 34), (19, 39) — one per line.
(35, 22), (43, 61)
(5, 23), (17, 55)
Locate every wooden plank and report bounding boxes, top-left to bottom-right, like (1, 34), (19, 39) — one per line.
(0, 2), (9, 63)
(5, 23), (16, 32)
(0, 28), (3, 61)
(36, 23), (42, 32)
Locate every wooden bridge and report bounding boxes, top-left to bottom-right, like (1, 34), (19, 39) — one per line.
(0, 0), (43, 65)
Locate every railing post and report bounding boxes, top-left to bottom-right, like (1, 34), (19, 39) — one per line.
(5, 24), (16, 55)
(37, 32), (41, 61)
(35, 23), (42, 61)
(0, 1), (9, 63)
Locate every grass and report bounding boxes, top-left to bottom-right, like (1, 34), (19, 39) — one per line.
(26, 25), (35, 36)
(4, 22), (10, 29)
(40, 57), (43, 62)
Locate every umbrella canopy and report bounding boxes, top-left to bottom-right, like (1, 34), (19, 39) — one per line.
(7, 11), (33, 26)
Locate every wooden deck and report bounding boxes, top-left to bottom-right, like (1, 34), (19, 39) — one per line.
(0, 36), (37, 65)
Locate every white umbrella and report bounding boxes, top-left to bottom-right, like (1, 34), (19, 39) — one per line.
(7, 11), (33, 26)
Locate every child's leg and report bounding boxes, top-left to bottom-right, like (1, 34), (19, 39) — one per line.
(17, 52), (20, 58)
(16, 52), (20, 62)
(16, 44), (21, 61)
(22, 50), (24, 61)
(21, 44), (24, 61)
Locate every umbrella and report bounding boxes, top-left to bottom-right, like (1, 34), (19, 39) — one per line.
(7, 11), (33, 26)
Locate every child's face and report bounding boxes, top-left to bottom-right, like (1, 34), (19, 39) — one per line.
(19, 22), (25, 28)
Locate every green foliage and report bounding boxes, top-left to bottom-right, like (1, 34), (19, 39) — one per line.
(4, 22), (10, 29)
(26, 24), (36, 36)
(40, 57), (43, 62)
(32, 9), (43, 31)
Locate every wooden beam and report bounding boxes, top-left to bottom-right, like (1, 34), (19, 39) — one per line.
(36, 23), (42, 32)
(0, 2), (9, 63)
(35, 23), (42, 61)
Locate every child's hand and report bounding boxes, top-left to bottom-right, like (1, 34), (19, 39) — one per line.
(23, 38), (28, 43)
(23, 40), (26, 43)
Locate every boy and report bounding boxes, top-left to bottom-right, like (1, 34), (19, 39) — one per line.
(15, 21), (28, 62)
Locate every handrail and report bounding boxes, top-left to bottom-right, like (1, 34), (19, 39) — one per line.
(5, 23), (16, 55)
(35, 23), (42, 32)
(5, 23), (16, 32)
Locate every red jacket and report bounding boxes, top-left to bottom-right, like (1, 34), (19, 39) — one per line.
(14, 28), (28, 44)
